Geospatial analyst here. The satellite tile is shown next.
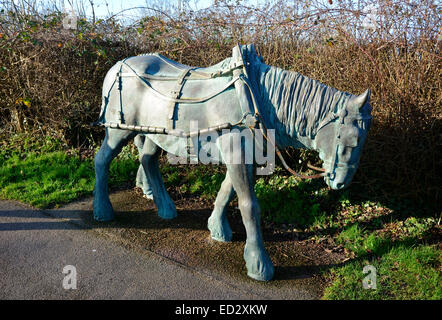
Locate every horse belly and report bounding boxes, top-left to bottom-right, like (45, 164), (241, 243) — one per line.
(145, 134), (222, 164)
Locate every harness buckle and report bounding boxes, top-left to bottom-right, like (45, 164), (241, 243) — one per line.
(242, 113), (258, 128)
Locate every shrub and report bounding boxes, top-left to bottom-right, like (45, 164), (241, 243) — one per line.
(0, 0), (440, 205)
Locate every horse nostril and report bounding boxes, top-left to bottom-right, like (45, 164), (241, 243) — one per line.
(336, 182), (344, 189)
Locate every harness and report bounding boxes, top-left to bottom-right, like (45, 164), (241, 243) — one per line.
(92, 45), (366, 181)
(93, 46), (259, 138)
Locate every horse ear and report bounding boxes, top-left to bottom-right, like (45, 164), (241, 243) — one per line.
(349, 89), (370, 111)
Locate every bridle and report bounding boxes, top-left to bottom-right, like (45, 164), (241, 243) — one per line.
(253, 92), (371, 181)
(314, 107), (372, 181)
(237, 51), (373, 182)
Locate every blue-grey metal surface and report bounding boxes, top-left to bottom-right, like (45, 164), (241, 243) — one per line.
(93, 44), (372, 282)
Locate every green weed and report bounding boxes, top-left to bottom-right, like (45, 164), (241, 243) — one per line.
(0, 149), (138, 208)
(323, 244), (441, 300)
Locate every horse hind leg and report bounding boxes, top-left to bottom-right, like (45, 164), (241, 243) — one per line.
(93, 128), (137, 221)
(208, 173), (235, 242)
(140, 137), (177, 219)
(134, 134), (153, 199)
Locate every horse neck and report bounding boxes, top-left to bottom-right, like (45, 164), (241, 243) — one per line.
(255, 64), (350, 150)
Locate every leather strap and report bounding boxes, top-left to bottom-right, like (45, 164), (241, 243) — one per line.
(168, 67), (191, 129)
(120, 59), (243, 103)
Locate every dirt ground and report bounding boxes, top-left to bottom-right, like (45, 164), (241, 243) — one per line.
(55, 187), (346, 298)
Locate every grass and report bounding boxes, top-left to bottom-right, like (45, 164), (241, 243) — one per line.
(156, 158), (441, 300)
(0, 151), (93, 207)
(161, 161), (225, 199)
(0, 135), (139, 208)
(323, 217), (441, 300)
(255, 173), (327, 226)
(323, 244), (441, 300)
(0, 134), (440, 299)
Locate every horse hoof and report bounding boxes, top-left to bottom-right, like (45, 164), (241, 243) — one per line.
(93, 200), (114, 222)
(208, 216), (232, 242)
(143, 190), (154, 200)
(158, 211), (177, 219)
(158, 204), (177, 220)
(244, 244), (274, 281)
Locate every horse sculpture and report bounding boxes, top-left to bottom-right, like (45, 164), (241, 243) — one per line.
(93, 44), (372, 281)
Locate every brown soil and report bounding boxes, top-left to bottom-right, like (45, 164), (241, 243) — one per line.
(59, 188), (346, 298)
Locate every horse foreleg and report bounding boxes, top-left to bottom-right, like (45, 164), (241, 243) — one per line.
(226, 163), (274, 281)
(93, 128), (136, 221)
(134, 134), (153, 199)
(140, 138), (177, 219)
(208, 173), (235, 242)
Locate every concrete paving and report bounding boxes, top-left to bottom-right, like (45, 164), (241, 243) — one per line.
(0, 200), (317, 300)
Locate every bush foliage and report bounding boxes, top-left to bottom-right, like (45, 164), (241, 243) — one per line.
(0, 0), (440, 204)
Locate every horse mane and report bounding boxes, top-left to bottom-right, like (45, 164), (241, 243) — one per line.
(256, 65), (353, 139)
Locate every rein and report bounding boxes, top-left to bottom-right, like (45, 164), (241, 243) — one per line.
(254, 112), (326, 180)
(238, 75), (326, 180)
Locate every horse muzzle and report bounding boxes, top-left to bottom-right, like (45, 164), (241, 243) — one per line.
(326, 178), (347, 190)
(324, 166), (356, 190)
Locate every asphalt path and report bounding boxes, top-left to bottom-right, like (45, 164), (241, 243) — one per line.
(0, 200), (316, 300)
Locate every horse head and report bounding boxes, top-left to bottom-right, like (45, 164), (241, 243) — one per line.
(314, 89), (372, 190)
